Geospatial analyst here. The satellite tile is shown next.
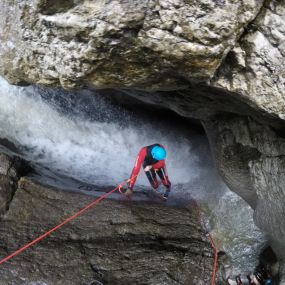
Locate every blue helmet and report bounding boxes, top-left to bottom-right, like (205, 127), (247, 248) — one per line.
(151, 146), (166, 161)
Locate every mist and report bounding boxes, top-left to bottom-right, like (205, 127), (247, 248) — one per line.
(0, 76), (267, 278)
(0, 77), (207, 190)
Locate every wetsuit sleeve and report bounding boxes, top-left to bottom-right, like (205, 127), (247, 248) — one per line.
(128, 147), (147, 190)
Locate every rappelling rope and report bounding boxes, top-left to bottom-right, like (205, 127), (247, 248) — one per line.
(208, 234), (218, 285)
(0, 177), (136, 266)
(0, 178), (218, 285)
(194, 200), (218, 285)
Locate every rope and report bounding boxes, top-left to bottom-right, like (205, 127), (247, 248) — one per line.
(208, 234), (218, 285)
(0, 178), (133, 266)
(0, 175), (218, 285)
(194, 200), (218, 285)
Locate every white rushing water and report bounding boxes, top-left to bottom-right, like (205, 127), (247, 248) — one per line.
(0, 76), (267, 278)
(0, 76), (203, 187)
(211, 191), (267, 278)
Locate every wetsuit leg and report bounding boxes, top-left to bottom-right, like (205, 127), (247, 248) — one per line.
(156, 167), (171, 190)
(144, 168), (159, 189)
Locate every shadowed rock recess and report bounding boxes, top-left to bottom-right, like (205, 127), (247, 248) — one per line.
(0, 178), (213, 285)
(0, 0), (285, 284)
(0, 154), (27, 215)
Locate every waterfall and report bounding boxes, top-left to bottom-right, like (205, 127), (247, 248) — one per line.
(0, 76), (267, 278)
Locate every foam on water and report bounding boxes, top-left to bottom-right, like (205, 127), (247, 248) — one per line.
(0, 77), (201, 187)
(0, 76), (267, 277)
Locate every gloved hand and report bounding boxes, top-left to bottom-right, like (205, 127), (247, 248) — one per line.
(124, 188), (133, 198)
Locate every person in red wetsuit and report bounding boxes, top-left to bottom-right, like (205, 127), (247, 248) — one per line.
(124, 144), (171, 200)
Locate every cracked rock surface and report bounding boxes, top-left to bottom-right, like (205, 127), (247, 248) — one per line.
(0, 154), (25, 215)
(203, 116), (285, 262)
(213, 0), (285, 120)
(0, 178), (214, 285)
(0, 0), (263, 89)
(0, 0), (285, 282)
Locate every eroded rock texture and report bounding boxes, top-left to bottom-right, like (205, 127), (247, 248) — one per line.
(0, 0), (285, 282)
(0, 154), (24, 215)
(0, 0), (263, 89)
(213, 0), (285, 120)
(0, 178), (214, 285)
(203, 116), (285, 260)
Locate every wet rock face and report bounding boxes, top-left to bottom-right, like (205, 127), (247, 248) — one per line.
(0, 154), (23, 215)
(213, 0), (285, 120)
(0, 0), (284, 280)
(0, 178), (214, 285)
(203, 116), (285, 260)
(0, 0), (263, 89)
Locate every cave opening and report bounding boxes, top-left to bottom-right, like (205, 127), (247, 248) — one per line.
(0, 76), (280, 283)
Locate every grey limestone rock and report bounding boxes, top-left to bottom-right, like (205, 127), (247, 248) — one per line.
(0, 154), (23, 215)
(0, 0), (285, 281)
(213, 0), (285, 120)
(203, 116), (285, 265)
(0, 177), (214, 285)
(0, 0), (263, 89)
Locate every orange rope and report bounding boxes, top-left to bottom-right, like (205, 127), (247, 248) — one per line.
(0, 177), (218, 285)
(208, 233), (218, 285)
(0, 178), (133, 266)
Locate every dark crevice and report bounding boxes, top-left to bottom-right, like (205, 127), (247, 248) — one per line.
(0, 156), (33, 215)
(269, 126), (285, 139)
(50, 236), (208, 253)
(37, 0), (76, 15)
(212, 0), (267, 80)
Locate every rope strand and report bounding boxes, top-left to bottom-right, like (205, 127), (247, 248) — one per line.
(0, 177), (218, 285)
(0, 178), (132, 266)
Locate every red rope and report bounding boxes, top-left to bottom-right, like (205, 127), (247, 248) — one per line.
(0, 178), (218, 285)
(208, 234), (218, 285)
(0, 179), (131, 266)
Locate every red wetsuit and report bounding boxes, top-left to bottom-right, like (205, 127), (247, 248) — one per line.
(128, 144), (171, 191)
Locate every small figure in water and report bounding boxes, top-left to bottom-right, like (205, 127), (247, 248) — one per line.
(247, 266), (273, 285)
(124, 144), (171, 200)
